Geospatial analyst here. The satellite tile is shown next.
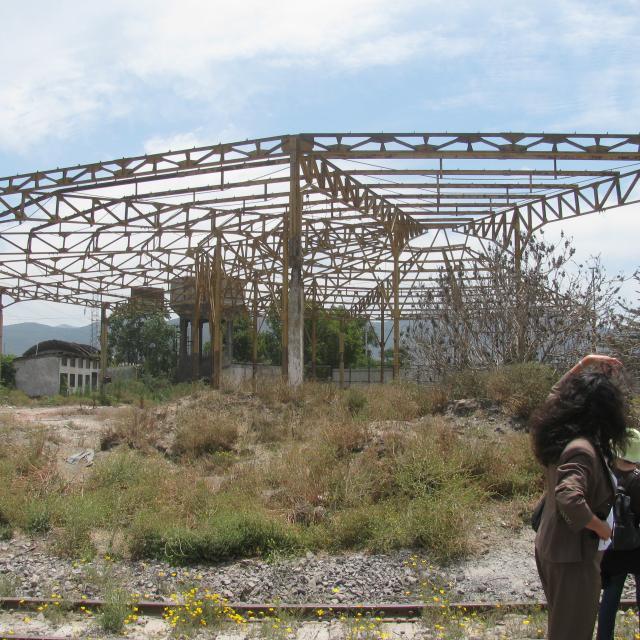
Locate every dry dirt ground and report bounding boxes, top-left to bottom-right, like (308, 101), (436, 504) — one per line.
(0, 401), (636, 638)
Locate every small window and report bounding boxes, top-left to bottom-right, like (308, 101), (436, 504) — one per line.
(85, 375), (90, 387)
(85, 359), (90, 369)
(61, 357), (68, 366)
(78, 375), (83, 387)
(70, 373), (76, 387)
(70, 357), (76, 368)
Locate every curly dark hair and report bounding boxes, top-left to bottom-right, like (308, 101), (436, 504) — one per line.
(530, 371), (628, 466)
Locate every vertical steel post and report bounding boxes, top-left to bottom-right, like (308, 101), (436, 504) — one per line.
(392, 243), (400, 380)
(338, 314), (345, 389)
(225, 318), (234, 365)
(281, 210), (289, 379)
(100, 302), (109, 389)
(212, 239), (223, 389)
(513, 213), (526, 362)
(252, 276), (258, 390)
(206, 255), (215, 387)
(192, 255), (202, 381)
(179, 317), (188, 372)
(311, 285), (317, 380)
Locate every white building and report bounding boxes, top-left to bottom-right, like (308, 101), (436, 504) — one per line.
(14, 340), (100, 397)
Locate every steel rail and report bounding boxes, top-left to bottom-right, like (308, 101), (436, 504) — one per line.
(1, 596), (638, 616)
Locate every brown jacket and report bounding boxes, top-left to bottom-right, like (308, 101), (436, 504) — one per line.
(535, 437), (615, 563)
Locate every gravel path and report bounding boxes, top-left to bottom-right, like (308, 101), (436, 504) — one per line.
(0, 528), (544, 604)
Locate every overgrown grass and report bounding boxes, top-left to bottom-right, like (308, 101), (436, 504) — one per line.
(172, 405), (240, 458)
(439, 362), (557, 420)
(98, 587), (130, 634)
(0, 368), (549, 564)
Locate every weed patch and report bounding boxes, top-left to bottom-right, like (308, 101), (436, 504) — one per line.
(98, 587), (130, 634)
(173, 406), (239, 458)
(130, 509), (298, 563)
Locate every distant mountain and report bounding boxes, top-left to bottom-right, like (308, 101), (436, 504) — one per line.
(2, 317), (411, 358)
(3, 322), (98, 356)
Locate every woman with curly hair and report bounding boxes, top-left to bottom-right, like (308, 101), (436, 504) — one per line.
(531, 354), (628, 640)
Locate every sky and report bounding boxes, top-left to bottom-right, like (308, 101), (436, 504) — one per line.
(1, 0), (639, 325)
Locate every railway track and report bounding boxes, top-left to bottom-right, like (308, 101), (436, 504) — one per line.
(0, 597), (637, 640)
(2, 596), (555, 617)
(2, 596), (639, 615)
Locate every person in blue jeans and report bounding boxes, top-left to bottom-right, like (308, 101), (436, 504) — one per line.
(597, 428), (640, 640)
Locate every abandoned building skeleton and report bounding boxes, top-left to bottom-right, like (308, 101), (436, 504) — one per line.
(0, 133), (638, 387)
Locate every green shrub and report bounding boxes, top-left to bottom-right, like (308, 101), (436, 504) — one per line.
(130, 510), (298, 563)
(25, 503), (52, 534)
(0, 573), (19, 596)
(443, 369), (488, 400)
(405, 483), (484, 561)
(52, 497), (100, 559)
(485, 362), (555, 419)
(344, 389), (367, 416)
(328, 507), (377, 549)
(172, 407), (239, 458)
(466, 432), (542, 499)
(364, 383), (422, 421)
(98, 587), (130, 634)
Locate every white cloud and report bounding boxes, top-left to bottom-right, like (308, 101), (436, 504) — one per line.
(1, 0), (638, 153)
(541, 204), (640, 286)
(144, 131), (206, 154)
(0, 0), (477, 153)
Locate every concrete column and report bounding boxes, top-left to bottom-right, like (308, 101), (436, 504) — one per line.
(0, 292), (3, 366)
(367, 320), (371, 383)
(379, 304), (385, 383)
(286, 136), (305, 387)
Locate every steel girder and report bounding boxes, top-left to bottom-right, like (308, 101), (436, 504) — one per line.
(0, 132), (638, 317)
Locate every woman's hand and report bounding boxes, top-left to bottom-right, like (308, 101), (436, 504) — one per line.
(579, 354), (623, 376)
(585, 514), (612, 540)
(555, 354), (624, 389)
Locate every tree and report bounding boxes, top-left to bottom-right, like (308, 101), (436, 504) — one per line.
(203, 315), (269, 363)
(109, 307), (177, 378)
(405, 233), (624, 375)
(261, 304), (375, 370)
(0, 355), (15, 388)
(605, 271), (640, 376)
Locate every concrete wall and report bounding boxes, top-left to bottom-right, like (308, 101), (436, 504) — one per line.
(223, 363), (281, 385)
(106, 365), (138, 383)
(14, 356), (60, 397)
(331, 366), (438, 386)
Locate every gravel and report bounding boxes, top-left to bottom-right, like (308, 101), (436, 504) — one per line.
(0, 528), (546, 604)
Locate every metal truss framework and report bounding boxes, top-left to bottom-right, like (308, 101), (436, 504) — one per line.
(1, 132), (639, 384)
